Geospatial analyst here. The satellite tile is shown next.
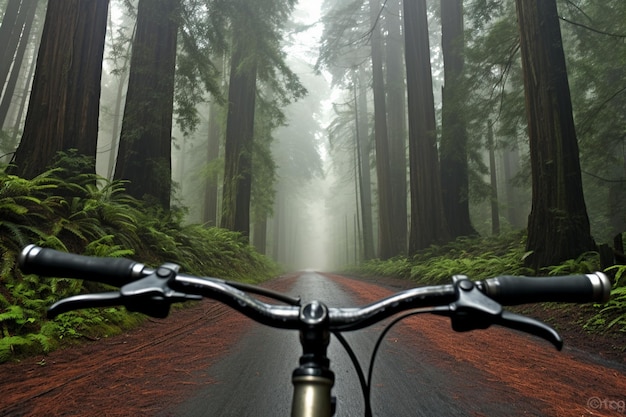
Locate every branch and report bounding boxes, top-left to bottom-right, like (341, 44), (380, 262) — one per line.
(559, 16), (626, 38)
(583, 170), (626, 184)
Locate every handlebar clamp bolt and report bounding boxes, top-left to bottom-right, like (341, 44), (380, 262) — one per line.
(300, 301), (328, 326)
(458, 280), (474, 291)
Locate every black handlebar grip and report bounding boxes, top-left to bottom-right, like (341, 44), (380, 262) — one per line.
(481, 273), (612, 306)
(18, 245), (146, 287)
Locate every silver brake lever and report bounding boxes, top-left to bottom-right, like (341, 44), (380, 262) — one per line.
(48, 292), (122, 318)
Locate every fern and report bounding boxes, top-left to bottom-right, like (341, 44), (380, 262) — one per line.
(0, 333), (51, 362)
(0, 305), (28, 328)
(84, 236), (134, 258)
(0, 153), (280, 362)
(544, 252), (600, 275)
(587, 265), (626, 331)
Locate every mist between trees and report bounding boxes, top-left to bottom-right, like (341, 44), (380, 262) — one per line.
(0, 0), (624, 271)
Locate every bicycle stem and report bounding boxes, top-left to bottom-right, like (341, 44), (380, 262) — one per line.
(291, 301), (336, 417)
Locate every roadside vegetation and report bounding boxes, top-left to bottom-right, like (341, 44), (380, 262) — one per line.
(349, 231), (626, 341)
(0, 160), (280, 363)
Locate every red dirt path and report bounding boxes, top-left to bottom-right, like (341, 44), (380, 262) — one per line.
(1, 273), (624, 416)
(330, 274), (626, 417)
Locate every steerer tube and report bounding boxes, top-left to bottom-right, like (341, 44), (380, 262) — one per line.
(291, 301), (336, 417)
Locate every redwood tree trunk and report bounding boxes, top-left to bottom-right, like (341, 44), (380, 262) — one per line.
(0, 0), (21, 62)
(385, 0), (408, 254)
(9, 0), (109, 179)
(439, 0), (476, 238)
(354, 67), (375, 260)
(487, 123), (500, 235)
(0, 0), (37, 129)
(404, 0), (450, 254)
(0, 0), (31, 93)
(202, 99), (221, 226)
(369, 0), (396, 259)
(515, 0), (595, 269)
(114, 0), (180, 210)
(220, 21), (257, 237)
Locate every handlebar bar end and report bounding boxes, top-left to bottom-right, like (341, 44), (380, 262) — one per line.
(586, 272), (612, 303)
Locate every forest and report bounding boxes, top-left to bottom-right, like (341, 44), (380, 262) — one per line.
(0, 0), (624, 361)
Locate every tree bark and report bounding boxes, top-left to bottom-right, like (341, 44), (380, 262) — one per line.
(220, 19), (257, 237)
(0, 0), (30, 91)
(353, 67), (375, 260)
(9, 0), (109, 179)
(6, 32), (36, 160)
(0, 0), (21, 63)
(253, 216), (267, 255)
(404, 0), (450, 254)
(369, 0), (396, 259)
(0, 0), (37, 129)
(515, 0), (595, 269)
(385, 0), (408, 253)
(114, 0), (180, 210)
(502, 142), (526, 229)
(202, 98), (221, 226)
(439, 0), (476, 238)
(487, 123), (500, 235)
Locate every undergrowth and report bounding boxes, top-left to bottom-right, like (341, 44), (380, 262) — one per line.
(351, 232), (534, 284)
(0, 162), (279, 363)
(349, 232), (625, 335)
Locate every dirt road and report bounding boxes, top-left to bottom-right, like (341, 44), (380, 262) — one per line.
(1, 273), (625, 416)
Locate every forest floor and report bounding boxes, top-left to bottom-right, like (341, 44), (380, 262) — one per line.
(356, 274), (626, 364)
(0, 274), (624, 416)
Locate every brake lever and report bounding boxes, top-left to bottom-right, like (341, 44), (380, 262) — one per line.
(447, 275), (563, 350)
(118, 262), (202, 318)
(48, 292), (122, 318)
(47, 263), (202, 319)
(496, 311), (563, 350)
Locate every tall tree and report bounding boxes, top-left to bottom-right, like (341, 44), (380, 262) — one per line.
(404, 0), (450, 254)
(384, 0), (408, 254)
(487, 122), (500, 234)
(0, 0), (21, 62)
(220, 9), (258, 235)
(439, 0), (476, 238)
(0, 0), (38, 129)
(114, 0), (180, 209)
(220, 0), (303, 237)
(202, 97), (222, 226)
(515, 0), (595, 269)
(0, 0), (31, 92)
(369, 0), (397, 259)
(8, 0), (109, 179)
(354, 67), (375, 260)
(562, 0), (626, 241)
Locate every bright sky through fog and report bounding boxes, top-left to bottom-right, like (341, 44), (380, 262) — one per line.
(281, 2), (337, 271)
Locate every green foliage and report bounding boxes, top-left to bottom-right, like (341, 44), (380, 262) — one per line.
(352, 231), (624, 337)
(587, 265), (626, 332)
(543, 252), (600, 276)
(351, 232), (533, 284)
(0, 158), (279, 363)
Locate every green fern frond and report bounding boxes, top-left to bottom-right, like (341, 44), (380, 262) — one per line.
(84, 236), (134, 258)
(0, 305), (26, 324)
(36, 235), (68, 252)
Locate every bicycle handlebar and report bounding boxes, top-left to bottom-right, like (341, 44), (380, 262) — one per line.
(480, 273), (610, 305)
(18, 245), (612, 338)
(19, 245), (146, 287)
(17, 245), (615, 417)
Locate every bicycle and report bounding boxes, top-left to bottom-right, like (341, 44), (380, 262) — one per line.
(18, 244), (612, 417)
